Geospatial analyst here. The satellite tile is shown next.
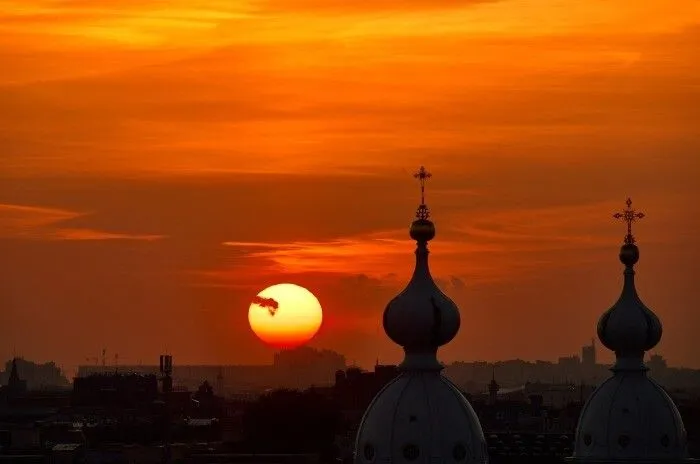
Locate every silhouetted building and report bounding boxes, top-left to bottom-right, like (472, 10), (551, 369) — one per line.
(160, 354), (174, 393)
(0, 358), (68, 391)
(649, 353), (669, 372)
(77, 347), (347, 393)
(2, 358), (27, 398)
(354, 167), (487, 464)
(72, 373), (158, 409)
(333, 364), (398, 411)
(489, 370), (500, 406)
(581, 340), (596, 367)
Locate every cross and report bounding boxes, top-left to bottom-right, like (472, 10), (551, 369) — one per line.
(413, 166), (432, 205)
(613, 197), (645, 245)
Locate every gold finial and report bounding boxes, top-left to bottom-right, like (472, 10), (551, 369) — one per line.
(613, 197), (645, 245)
(413, 166), (432, 220)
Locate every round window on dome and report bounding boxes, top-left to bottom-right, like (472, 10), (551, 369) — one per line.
(618, 435), (630, 449)
(583, 434), (592, 446)
(363, 444), (375, 462)
(661, 435), (670, 448)
(452, 443), (467, 461)
(403, 444), (420, 461)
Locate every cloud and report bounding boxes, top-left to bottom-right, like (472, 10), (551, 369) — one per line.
(0, 0), (250, 48)
(251, 295), (280, 316)
(222, 236), (502, 277)
(211, 202), (619, 288)
(49, 228), (165, 241)
(2, 22), (700, 177)
(0, 204), (79, 234)
(0, 203), (165, 241)
(257, 0), (496, 15)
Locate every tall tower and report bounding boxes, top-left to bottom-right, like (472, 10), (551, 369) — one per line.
(216, 367), (225, 396)
(6, 358), (27, 394)
(488, 368), (500, 406)
(569, 198), (694, 463)
(159, 354), (173, 393)
(354, 167), (487, 464)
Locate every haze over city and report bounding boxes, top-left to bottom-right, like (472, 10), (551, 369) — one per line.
(2, 0), (700, 373)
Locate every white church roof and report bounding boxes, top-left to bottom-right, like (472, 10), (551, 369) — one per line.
(570, 198), (694, 464)
(354, 167), (487, 464)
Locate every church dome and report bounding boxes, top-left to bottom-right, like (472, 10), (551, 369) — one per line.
(356, 375), (487, 464)
(354, 166), (487, 464)
(597, 243), (662, 360)
(574, 374), (688, 461)
(570, 199), (694, 464)
(382, 231), (460, 368)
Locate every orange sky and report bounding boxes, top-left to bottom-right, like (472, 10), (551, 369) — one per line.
(1, 0), (700, 373)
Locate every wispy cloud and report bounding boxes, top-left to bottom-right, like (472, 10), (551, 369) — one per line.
(0, 203), (165, 241)
(0, 1), (252, 47)
(211, 200), (629, 286)
(257, 0), (496, 15)
(0, 204), (79, 232)
(49, 228), (165, 241)
(450, 201), (619, 248)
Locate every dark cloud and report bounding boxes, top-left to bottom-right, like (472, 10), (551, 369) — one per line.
(251, 295), (280, 316)
(434, 276), (468, 292)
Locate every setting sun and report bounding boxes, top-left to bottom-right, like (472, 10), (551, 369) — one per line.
(248, 283), (323, 348)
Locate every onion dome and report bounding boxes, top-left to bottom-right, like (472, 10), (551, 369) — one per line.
(597, 198), (661, 371)
(570, 198), (694, 464)
(383, 166), (460, 371)
(355, 166), (487, 464)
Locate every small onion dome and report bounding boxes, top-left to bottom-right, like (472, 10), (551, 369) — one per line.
(597, 243), (662, 369)
(383, 214), (460, 371)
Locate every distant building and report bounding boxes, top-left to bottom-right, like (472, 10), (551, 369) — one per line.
(333, 364), (398, 412)
(648, 353), (668, 372)
(1, 358), (27, 397)
(488, 370), (500, 406)
(71, 373), (158, 409)
(77, 346), (347, 393)
(0, 358), (68, 390)
(581, 340), (596, 367)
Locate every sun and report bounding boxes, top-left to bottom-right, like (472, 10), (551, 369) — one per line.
(248, 283), (323, 348)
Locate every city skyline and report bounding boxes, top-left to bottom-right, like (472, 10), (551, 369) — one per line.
(2, 0), (700, 370)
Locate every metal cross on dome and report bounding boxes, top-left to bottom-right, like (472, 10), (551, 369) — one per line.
(413, 166), (432, 204)
(413, 166), (432, 220)
(613, 197), (645, 245)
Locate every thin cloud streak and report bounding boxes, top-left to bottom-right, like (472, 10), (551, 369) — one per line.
(50, 228), (166, 241)
(0, 203), (166, 241)
(213, 202), (627, 285)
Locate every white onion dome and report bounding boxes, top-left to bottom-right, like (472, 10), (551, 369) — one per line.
(570, 198), (694, 464)
(354, 166), (487, 464)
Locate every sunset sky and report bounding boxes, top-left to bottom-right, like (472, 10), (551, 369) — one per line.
(2, 0), (699, 373)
